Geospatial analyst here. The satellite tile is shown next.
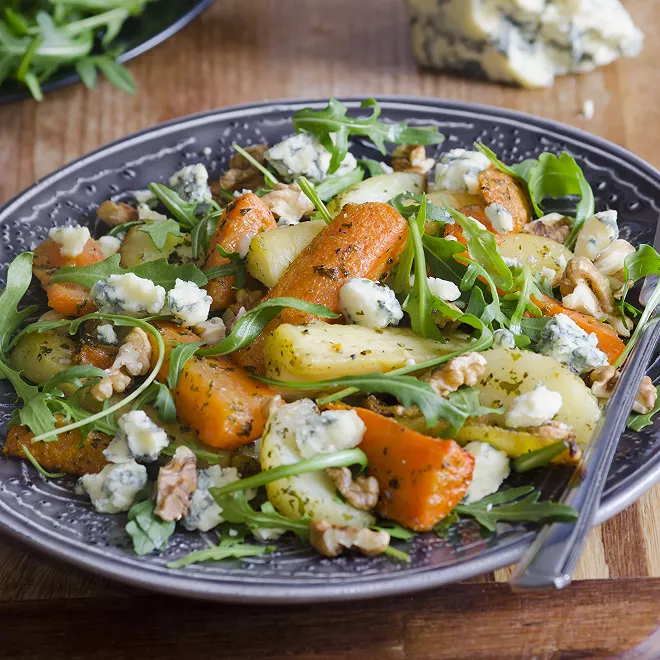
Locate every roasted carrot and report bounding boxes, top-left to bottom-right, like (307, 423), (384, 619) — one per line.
(235, 202), (408, 374)
(478, 169), (532, 232)
(204, 192), (276, 310)
(4, 417), (110, 476)
(73, 342), (118, 370)
(151, 322), (278, 450)
(332, 405), (474, 532)
(534, 295), (626, 364)
(33, 236), (105, 316)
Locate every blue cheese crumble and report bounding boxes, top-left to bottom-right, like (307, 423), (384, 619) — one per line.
(485, 203), (514, 233)
(182, 465), (248, 532)
(264, 132), (358, 184)
(536, 313), (609, 374)
(295, 407), (366, 459)
(505, 385), (563, 428)
(574, 210), (619, 260)
(167, 279), (212, 327)
(97, 235), (122, 258)
(103, 411), (169, 464)
(79, 460), (147, 514)
(96, 323), (118, 345)
(338, 278), (403, 329)
(194, 317), (227, 345)
(463, 441), (510, 504)
(91, 273), (166, 317)
(433, 149), (491, 194)
(492, 328), (516, 349)
(168, 164), (212, 206)
(48, 225), (91, 258)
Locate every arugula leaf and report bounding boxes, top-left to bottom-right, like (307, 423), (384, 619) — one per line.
(422, 234), (467, 283)
(474, 142), (537, 181)
(297, 176), (333, 224)
(446, 388), (504, 423)
(148, 183), (198, 230)
(0, 360), (55, 436)
(0, 252), (38, 357)
(628, 386), (660, 431)
(92, 55), (135, 94)
(455, 486), (578, 533)
(106, 220), (142, 237)
(209, 448), (369, 497)
(615, 245), (660, 367)
(41, 365), (106, 393)
(443, 203), (513, 292)
(138, 218), (182, 250)
(211, 491), (310, 540)
(49, 254), (208, 290)
(315, 167), (364, 201)
(292, 98), (444, 174)
(19, 443), (64, 479)
(56, 388), (118, 438)
(457, 258), (507, 329)
(191, 210), (220, 260)
(204, 245), (247, 288)
(389, 192), (452, 223)
(503, 265), (544, 335)
(512, 441), (568, 473)
(372, 521), (417, 540)
(167, 341), (203, 389)
(357, 158), (389, 177)
(166, 535), (274, 569)
(200, 297), (340, 357)
(519, 316), (552, 342)
(126, 499), (175, 556)
(131, 381), (177, 423)
(256, 373), (490, 432)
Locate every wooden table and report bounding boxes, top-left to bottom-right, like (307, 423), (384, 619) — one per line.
(1, 0), (659, 657)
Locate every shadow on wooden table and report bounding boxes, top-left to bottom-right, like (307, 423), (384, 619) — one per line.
(1, 578), (659, 659)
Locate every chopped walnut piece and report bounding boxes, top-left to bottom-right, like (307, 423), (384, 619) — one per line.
(326, 466), (379, 511)
(391, 144), (435, 174)
(587, 366), (657, 414)
(261, 183), (314, 225)
(560, 257), (615, 315)
(224, 288), (264, 328)
(422, 352), (487, 397)
(96, 200), (139, 227)
(155, 446), (197, 522)
(218, 145), (268, 192)
(90, 327), (152, 402)
(524, 213), (572, 244)
(308, 520), (390, 558)
(529, 420), (576, 443)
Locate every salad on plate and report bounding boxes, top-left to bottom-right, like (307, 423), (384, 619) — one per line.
(2, 98), (658, 568)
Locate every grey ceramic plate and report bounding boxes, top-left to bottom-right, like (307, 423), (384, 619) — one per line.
(0, 0), (213, 105)
(0, 97), (659, 603)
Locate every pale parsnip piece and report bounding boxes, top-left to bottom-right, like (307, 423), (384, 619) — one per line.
(261, 400), (375, 527)
(427, 191), (484, 210)
(497, 234), (573, 284)
(246, 219), (325, 288)
(10, 330), (77, 385)
(478, 348), (601, 445)
(119, 225), (185, 268)
(328, 172), (424, 215)
(263, 323), (471, 382)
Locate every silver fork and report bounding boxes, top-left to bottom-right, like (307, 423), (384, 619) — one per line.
(510, 315), (660, 590)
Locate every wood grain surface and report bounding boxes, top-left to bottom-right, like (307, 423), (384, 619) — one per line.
(0, 0), (659, 656)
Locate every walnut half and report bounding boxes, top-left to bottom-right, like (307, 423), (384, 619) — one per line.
(587, 366), (657, 414)
(96, 200), (138, 227)
(422, 352), (487, 397)
(326, 467), (379, 511)
(218, 144), (268, 192)
(391, 144), (435, 174)
(155, 446), (198, 522)
(90, 327), (152, 402)
(308, 520), (390, 558)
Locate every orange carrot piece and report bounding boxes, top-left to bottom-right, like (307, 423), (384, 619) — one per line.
(151, 322), (277, 450)
(534, 295), (626, 364)
(33, 237), (105, 286)
(478, 169), (533, 232)
(73, 343), (118, 370)
(46, 282), (96, 317)
(338, 406), (474, 532)
(4, 417), (110, 476)
(204, 192), (276, 310)
(235, 202), (408, 373)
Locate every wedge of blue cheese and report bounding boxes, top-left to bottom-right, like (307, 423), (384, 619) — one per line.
(407, 0), (644, 87)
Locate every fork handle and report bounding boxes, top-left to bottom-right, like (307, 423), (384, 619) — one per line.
(510, 316), (660, 591)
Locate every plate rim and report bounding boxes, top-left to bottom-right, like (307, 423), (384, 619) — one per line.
(0, 0), (214, 105)
(1, 95), (659, 602)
